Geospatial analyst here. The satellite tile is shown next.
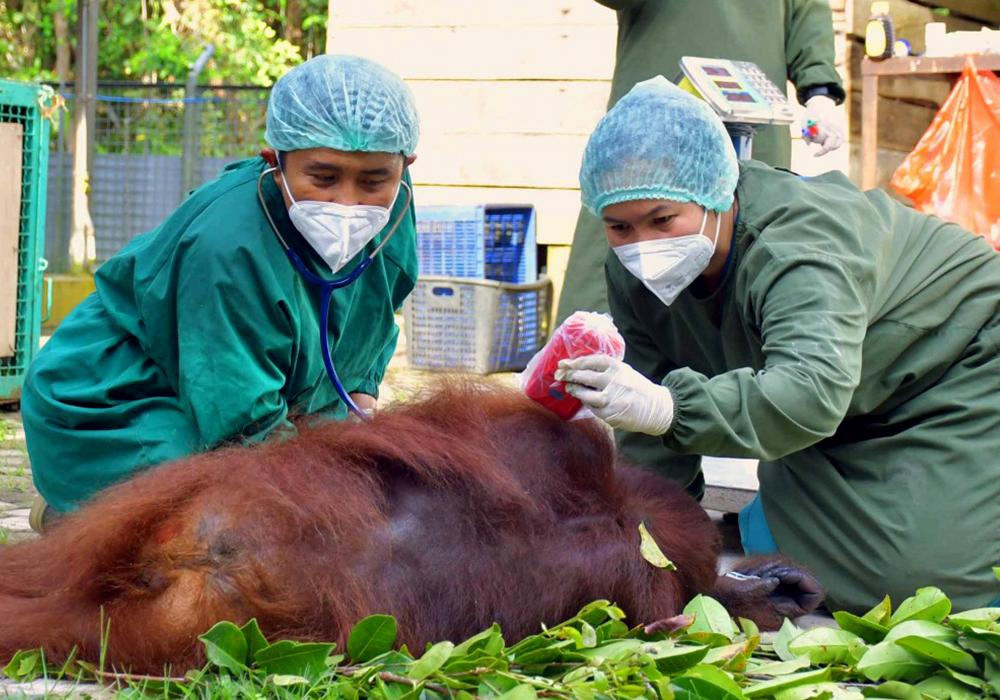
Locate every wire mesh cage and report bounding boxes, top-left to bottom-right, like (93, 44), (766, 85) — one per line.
(0, 80), (51, 403)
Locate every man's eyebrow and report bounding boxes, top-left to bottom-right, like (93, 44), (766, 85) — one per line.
(303, 161), (340, 173)
(360, 168), (393, 177)
(602, 204), (674, 224)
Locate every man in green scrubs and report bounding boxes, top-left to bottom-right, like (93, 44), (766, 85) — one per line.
(557, 0), (847, 324)
(22, 55), (420, 520)
(557, 77), (1000, 613)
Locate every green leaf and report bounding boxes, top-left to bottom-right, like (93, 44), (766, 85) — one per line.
(774, 618), (804, 662)
(884, 620), (955, 644)
(646, 642), (710, 674)
(856, 641), (936, 682)
(409, 640), (454, 680)
(738, 617), (760, 642)
(893, 636), (979, 673)
(864, 595), (893, 626)
(940, 665), (990, 691)
(915, 674), (981, 700)
(199, 621), (249, 672)
(776, 682), (862, 699)
(889, 587), (951, 626)
(639, 521), (677, 570)
(3, 649), (43, 682)
(347, 614), (398, 662)
(580, 621), (598, 648)
(747, 656), (812, 676)
(993, 567), (1000, 582)
(573, 638), (643, 663)
(254, 640), (335, 678)
(787, 627), (864, 665)
(683, 595), (738, 640)
(239, 618), (269, 659)
(496, 683), (538, 700)
(744, 668), (832, 697)
(452, 624), (504, 657)
(672, 663), (745, 699)
(860, 680), (921, 698)
(947, 607), (1000, 631)
(833, 610), (889, 644)
(269, 674), (309, 686)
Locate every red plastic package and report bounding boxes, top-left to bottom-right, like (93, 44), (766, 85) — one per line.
(890, 56), (1000, 248)
(521, 311), (626, 420)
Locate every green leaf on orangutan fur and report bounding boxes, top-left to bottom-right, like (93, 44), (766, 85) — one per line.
(639, 521), (677, 570)
(347, 614), (399, 663)
(199, 620), (249, 672)
(889, 587), (951, 626)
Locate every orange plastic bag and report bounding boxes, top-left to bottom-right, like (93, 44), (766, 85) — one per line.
(890, 57), (1000, 248)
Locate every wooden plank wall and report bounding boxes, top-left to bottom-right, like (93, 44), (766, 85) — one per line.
(326, 1), (992, 303)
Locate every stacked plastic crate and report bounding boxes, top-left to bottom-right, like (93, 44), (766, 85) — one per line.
(403, 204), (550, 373)
(0, 81), (51, 404)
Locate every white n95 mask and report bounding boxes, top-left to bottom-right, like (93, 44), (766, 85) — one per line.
(612, 208), (721, 307)
(280, 171), (396, 273)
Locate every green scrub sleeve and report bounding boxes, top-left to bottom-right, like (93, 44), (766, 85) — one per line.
(343, 322), (400, 398)
(607, 262), (704, 493)
(167, 235), (295, 450)
(786, 0), (845, 103)
(663, 253), (867, 461)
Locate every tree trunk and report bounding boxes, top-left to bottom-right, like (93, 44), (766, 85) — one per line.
(54, 10), (71, 85)
(284, 0), (303, 46)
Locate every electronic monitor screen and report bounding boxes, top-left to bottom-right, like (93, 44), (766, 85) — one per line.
(703, 66), (732, 77)
(714, 80), (743, 90)
(723, 91), (756, 103)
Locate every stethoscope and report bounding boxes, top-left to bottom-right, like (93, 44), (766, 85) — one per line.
(256, 164), (412, 420)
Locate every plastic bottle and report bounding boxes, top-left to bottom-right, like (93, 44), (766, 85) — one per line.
(865, 1), (895, 61)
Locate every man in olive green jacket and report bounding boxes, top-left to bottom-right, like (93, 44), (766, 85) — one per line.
(557, 0), (846, 324)
(558, 76), (1000, 613)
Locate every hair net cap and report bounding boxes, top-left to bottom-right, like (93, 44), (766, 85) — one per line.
(579, 76), (738, 215)
(266, 54), (419, 155)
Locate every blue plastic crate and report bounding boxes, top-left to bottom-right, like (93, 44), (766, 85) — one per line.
(415, 204), (537, 283)
(403, 275), (551, 374)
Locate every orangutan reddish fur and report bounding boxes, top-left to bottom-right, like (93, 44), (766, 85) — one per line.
(0, 383), (814, 674)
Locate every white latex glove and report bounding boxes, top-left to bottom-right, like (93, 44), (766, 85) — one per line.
(802, 95), (845, 156)
(555, 355), (674, 435)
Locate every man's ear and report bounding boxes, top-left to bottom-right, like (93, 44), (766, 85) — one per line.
(261, 148), (278, 168)
(404, 153), (417, 168)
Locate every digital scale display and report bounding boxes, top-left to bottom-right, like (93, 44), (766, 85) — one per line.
(679, 56), (796, 126)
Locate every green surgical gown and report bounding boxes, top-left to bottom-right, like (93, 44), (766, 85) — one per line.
(22, 157), (418, 512)
(557, 0), (845, 323)
(607, 160), (1000, 613)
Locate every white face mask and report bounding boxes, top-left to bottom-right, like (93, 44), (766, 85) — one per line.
(612, 208), (721, 307)
(279, 170), (396, 273)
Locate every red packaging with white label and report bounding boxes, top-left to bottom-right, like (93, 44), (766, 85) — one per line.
(521, 311), (626, 420)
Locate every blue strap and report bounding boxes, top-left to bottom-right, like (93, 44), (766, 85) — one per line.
(738, 492), (779, 555)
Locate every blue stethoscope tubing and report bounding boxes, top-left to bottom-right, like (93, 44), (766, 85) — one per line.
(256, 164), (412, 420)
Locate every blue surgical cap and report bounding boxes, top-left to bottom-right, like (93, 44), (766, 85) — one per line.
(266, 54), (419, 155)
(579, 76), (738, 215)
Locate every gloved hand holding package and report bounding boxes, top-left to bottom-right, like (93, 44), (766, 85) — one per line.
(520, 311), (626, 420)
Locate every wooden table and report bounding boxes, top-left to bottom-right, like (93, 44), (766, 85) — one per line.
(861, 54), (1000, 190)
